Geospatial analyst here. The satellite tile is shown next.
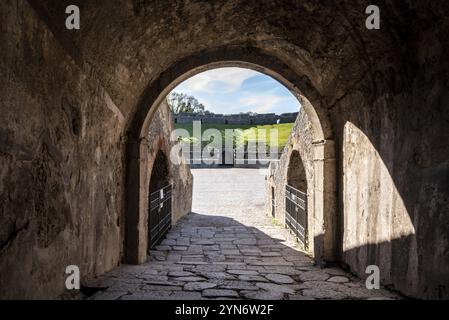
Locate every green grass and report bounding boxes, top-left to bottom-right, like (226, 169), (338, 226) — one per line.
(174, 123), (294, 149)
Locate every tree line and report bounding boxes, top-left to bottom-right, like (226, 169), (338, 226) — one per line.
(167, 92), (206, 114)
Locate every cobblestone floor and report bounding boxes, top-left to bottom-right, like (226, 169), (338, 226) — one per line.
(88, 169), (399, 300)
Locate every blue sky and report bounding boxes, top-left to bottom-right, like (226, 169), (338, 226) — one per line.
(171, 67), (301, 114)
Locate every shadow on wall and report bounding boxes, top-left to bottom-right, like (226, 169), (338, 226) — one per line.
(339, 121), (449, 299)
(148, 150), (170, 193)
(287, 150), (307, 192)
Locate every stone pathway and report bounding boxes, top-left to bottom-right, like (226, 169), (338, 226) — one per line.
(87, 169), (399, 300)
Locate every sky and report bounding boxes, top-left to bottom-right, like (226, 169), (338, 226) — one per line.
(171, 67), (301, 114)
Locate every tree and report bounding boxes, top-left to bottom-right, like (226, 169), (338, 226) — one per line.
(167, 92), (206, 114)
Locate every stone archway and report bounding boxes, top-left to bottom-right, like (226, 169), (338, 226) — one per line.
(125, 46), (337, 265)
(148, 150), (170, 194)
(147, 149), (171, 250)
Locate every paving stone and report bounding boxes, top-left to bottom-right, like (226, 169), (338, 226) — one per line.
(265, 274), (295, 284)
(166, 254), (182, 262)
(148, 250), (166, 257)
(173, 246), (188, 251)
(260, 252), (282, 257)
(288, 294), (316, 300)
(176, 261), (208, 265)
(155, 245), (171, 251)
(218, 280), (259, 291)
(238, 275), (268, 282)
(107, 283), (141, 292)
(139, 274), (168, 281)
(169, 291), (204, 300)
(297, 280), (344, 290)
(342, 285), (395, 299)
(202, 289), (239, 298)
(228, 269), (259, 276)
(224, 256), (244, 262)
(182, 258), (206, 263)
(292, 261), (314, 269)
(151, 255), (166, 261)
(295, 265), (317, 272)
(240, 249), (261, 254)
(220, 244), (238, 250)
(241, 251), (260, 256)
(141, 284), (183, 291)
(184, 282), (217, 291)
(143, 278), (186, 286)
(213, 262), (245, 267)
(161, 239), (177, 246)
(327, 276), (350, 283)
(323, 267), (348, 276)
(195, 265), (227, 272)
(240, 290), (285, 300)
(299, 271), (330, 282)
(249, 260), (293, 267)
(222, 250), (240, 255)
(234, 239), (257, 245)
(175, 276), (207, 282)
(255, 282), (295, 294)
(203, 245), (220, 251)
(168, 271), (195, 277)
(200, 272), (237, 280)
(205, 254), (226, 262)
(301, 288), (348, 300)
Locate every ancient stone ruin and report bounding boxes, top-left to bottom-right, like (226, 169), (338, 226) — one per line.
(0, 0), (448, 300)
(173, 112), (298, 125)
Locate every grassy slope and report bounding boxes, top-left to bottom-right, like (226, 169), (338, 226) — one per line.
(174, 123), (294, 149)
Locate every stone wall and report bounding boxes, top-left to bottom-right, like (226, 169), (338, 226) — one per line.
(0, 0), (126, 299)
(0, 0), (192, 298)
(266, 109), (315, 254)
(173, 112), (298, 125)
(1, 0), (448, 299)
(147, 101), (193, 224)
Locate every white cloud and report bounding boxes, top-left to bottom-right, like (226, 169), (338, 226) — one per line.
(239, 94), (288, 113)
(176, 67), (258, 93)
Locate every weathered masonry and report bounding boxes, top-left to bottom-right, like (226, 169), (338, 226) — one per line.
(173, 112), (298, 125)
(1, 0), (448, 299)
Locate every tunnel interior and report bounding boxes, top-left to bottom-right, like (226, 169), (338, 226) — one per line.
(0, 0), (448, 300)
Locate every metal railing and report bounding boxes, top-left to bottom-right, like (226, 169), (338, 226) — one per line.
(148, 184), (172, 249)
(182, 147), (283, 166)
(285, 184), (307, 247)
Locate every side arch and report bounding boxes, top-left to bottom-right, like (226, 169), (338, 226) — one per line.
(287, 150), (307, 192)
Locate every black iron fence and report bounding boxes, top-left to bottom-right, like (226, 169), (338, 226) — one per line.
(285, 184), (307, 247)
(148, 184), (172, 249)
(183, 147), (283, 167)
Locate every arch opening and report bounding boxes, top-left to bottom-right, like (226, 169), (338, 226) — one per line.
(125, 47), (337, 265)
(148, 150), (170, 194)
(285, 149), (310, 250)
(287, 150), (307, 193)
(147, 149), (171, 251)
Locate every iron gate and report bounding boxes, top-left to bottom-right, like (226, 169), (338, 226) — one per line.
(148, 184), (172, 249)
(285, 184), (307, 247)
